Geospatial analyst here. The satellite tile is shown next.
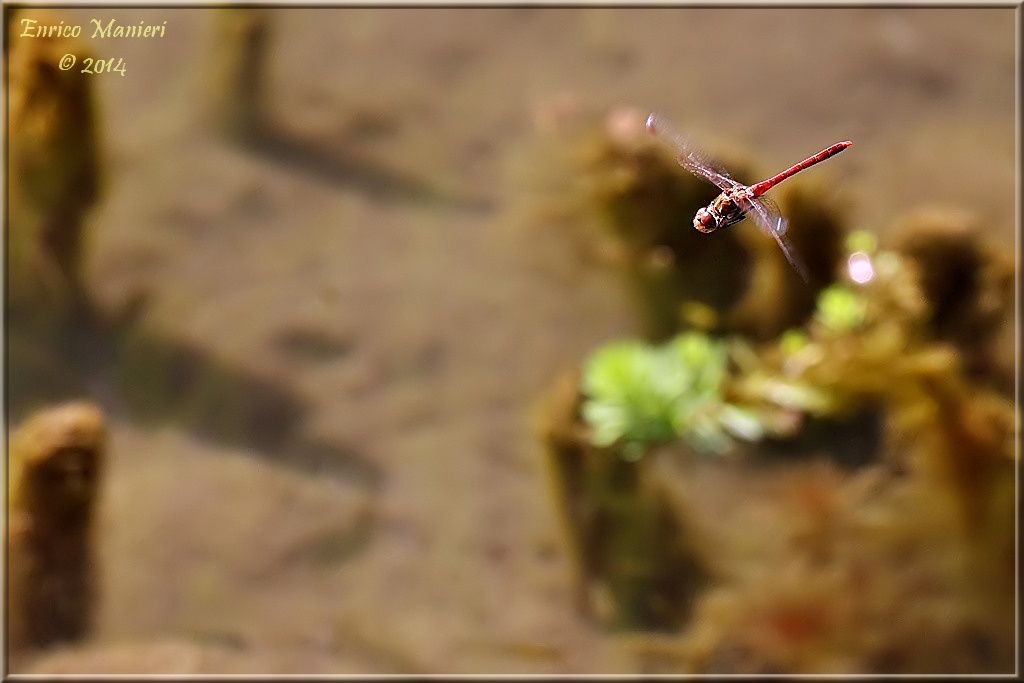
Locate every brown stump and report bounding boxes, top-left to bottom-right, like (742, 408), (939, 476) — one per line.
(8, 402), (107, 659)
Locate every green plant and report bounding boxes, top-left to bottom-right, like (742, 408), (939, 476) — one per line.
(814, 285), (867, 332)
(779, 329), (809, 356)
(845, 228), (878, 255)
(581, 332), (761, 458)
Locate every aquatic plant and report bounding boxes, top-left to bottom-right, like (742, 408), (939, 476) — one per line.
(9, 403), (107, 661)
(576, 217), (1014, 471)
(725, 226), (1015, 522)
(581, 333), (766, 459)
(890, 208), (1014, 390)
(530, 109), (1014, 667)
(207, 8), (273, 141)
(513, 107), (751, 340)
(517, 106), (852, 343)
(540, 217), (1015, 657)
(536, 369), (712, 632)
(7, 8), (102, 324)
(653, 432), (1014, 675)
(722, 173), (850, 340)
(580, 267), (883, 460)
(814, 285), (867, 332)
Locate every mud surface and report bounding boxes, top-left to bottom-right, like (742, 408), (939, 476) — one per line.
(8, 7), (1015, 674)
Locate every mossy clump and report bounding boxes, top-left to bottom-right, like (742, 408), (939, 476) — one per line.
(581, 333), (762, 459)
(535, 369), (711, 631)
(207, 8), (273, 142)
(726, 179), (849, 340)
(890, 208), (1014, 388)
(564, 222), (1013, 487)
(723, 229), (1015, 564)
(518, 106), (850, 342)
(579, 111), (753, 340)
(539, 221), (1014, 669)
(621, 374), (1012, 673)
(730, 237), (934, 440)
(7, 9), (102, 326)
(670, 446), (1013, 674)
(517, 107), (751, 341)
(8, 402), (107, 659)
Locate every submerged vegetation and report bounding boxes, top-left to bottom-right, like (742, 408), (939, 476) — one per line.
(4, 4), (1014, 674)
(537, 369), (712, 632)
(8, 403), (107, 665)
(533, 109), (1015, 673)
(517, 107), (849, 342)
(6, 8), (102, 327)
(207, 8), (272, 142)
(581, 333), (749, 459)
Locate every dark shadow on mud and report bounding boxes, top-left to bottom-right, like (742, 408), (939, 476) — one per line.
(286, 436), (383, 491)
(273, 498), (378, 569)
(7, 304), (384, 496)
(234, 122), (491, 212)
(269, 325), (354, 364)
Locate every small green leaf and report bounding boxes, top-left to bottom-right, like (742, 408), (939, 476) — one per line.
(845, 230), (878, 255)
(622, 442), (647, 462)
(779, 329), (809, 355)
(580, 332), (750, 458)
(582, 402), (627, 446)
(719, 405), (765, 442)
(816, 285), (867, 332)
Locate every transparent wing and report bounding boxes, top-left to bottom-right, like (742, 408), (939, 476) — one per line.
(646, 112), (741, 192)
(750, 194), (788, 236)
(746, 195), (809, 283)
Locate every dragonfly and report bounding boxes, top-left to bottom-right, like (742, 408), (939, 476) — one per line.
(646, 112), (852, 282)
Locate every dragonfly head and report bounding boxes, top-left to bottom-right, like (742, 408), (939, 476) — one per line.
(693, 207), (718, 233)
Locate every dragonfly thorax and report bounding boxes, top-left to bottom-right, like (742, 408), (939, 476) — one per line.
(694, 191), (749, 234)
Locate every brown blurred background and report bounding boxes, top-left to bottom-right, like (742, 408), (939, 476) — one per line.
(5, 7), (1016, 675)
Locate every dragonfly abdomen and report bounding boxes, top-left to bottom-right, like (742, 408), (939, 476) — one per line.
(749, 140), (853, 198)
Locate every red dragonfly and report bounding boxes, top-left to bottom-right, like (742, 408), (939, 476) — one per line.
(646, 112), (852, 282)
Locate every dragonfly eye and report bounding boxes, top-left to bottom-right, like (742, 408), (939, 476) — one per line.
(694, 209), (717, 233)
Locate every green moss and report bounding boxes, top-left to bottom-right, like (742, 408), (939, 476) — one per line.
(523, 112), (854, 343)
(779, 329), (809, 355)
(531, 114), (1013, 666)
(726, 180), (848, 340)
(522, 114), (755, 341)
(536, 369), (711, 632)
(581, 333), (750, 458)
(814, 285), (867, 332)
(890, 208), (1014, 388)
(207, 8), (273, 142)
(9, 403), (106, 653)
(7, 9), (102, 323)
(846, 229), (878, 255)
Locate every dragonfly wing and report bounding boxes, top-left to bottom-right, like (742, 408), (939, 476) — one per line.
(646, 112), (740, 192)
(750, 194), (788, 236)
(687, 152), (744, 192)
(769, 227), (810, 283)
(747, 196), (809, 283)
